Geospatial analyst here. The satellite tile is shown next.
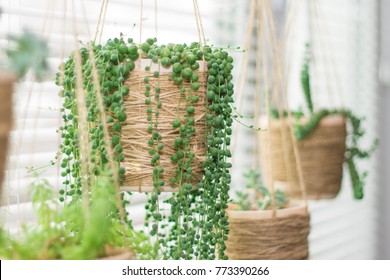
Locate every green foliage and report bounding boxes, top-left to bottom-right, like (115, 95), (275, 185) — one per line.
(300, 43), (313, 114)
(235, 170), (288, 211)
(0, 175), (155, 260)
(294, 108), (378, 199)
(270, 108), (304, 120)
(5, 30), (49, 80)
(56, 37), (236, 260)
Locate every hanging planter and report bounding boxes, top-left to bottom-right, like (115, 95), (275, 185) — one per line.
(259, 115), (347, 199)
(57, 37), (235, 259)
(225, 171), (310, 260)
(259, 44), (377, 200)
(0, 73), (15, 191)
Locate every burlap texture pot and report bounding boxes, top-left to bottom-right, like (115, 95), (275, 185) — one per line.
(259, 115), (346, 200)
(119, 59), (207, 192)
(0, 72), (15, 193)
(225, 202), (310, 260)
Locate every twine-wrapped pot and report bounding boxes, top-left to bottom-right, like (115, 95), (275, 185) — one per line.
(259, 115), (346, 200)
(0, 72), (15, 192)
(119, 59), (207, 192)
(225, 202), (310, 260)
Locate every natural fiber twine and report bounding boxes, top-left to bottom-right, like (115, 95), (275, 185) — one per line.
(120, 60), (207, 191)
(226, 204), (310, 260)
(259, 115), (346, 200)
(0, 72), (15, 191)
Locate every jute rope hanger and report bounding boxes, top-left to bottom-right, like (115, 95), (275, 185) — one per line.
(256, 0), (279, 216)
(310, 0), (345, 109)
(264, 0), (308, 206)
(94, 0), (109, 43)
(249, 0), (308, 209)
(68, 0), (130, 233)
(230, 0), (256, 168)
(262, 0), (297, 203)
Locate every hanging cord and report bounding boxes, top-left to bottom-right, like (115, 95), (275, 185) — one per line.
(40, 0), (53, 34)
(277, 0), (302, 192)
(194, 0), (207, 45)
(72, 0), (129, 237)
(309, 0), (332, 108)
(256, 0), (279, 217)
(99, 0), (109, 43)
(86, 43), (129, 228)
(94, 0), (109, 43)
(193, 0), (206, 47)
(264, 0), (308, 206)
(71, 0), (92, 217)
(311, 0), (345, 108)
(139, 0), (144, 43)
(93, 0), (105, 42)
(80, 0), (92, 38)
(79, 0), (128, 229)
(235, 0), (257, 117)
(253, 0), (263, 171)
(231, 0), (256, 167)
(154, 0), (158, 38)
(283, 0), (300, 98)
(260, 0), (296, 201)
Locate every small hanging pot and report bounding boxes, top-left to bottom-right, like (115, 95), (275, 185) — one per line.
(225, 202), (310, 260)
(259, 115), (346, 200)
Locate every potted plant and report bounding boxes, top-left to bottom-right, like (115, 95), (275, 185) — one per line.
(56, 37), (236, 259)
(0, 30), (48, 192)
(0, 174), (155, 260)
(259, 44), (377, 200)
(225, 170), (310, 260)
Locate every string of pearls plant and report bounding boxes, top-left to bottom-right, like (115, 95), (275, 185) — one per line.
(56, 37), (235, 260)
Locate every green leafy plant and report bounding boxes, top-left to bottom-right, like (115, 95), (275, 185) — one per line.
(235, 170), (288, 211)
(301, 44), (314, 114)
(0, 174), (155, 260)
(2, 30), (49, 80)
(56, 37), (235, 260)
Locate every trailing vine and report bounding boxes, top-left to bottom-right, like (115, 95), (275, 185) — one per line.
(56, 37), (235, 260)
(301, 43), (314, 114)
